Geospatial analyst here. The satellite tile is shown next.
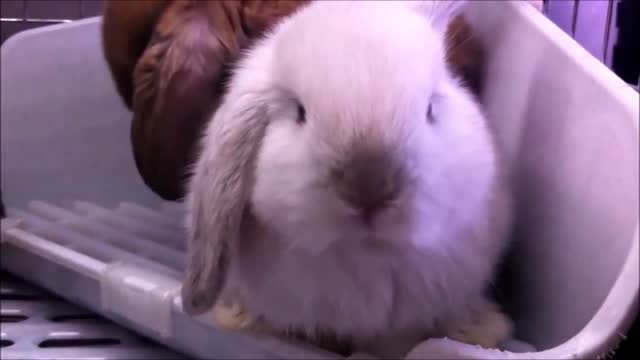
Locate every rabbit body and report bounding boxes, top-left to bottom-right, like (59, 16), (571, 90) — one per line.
(183, 1), (513, 356)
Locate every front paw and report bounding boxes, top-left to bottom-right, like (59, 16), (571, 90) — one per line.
(211, 301), (280, 336)
(212, 301), (256, 331)
(444, 301), (513, 349)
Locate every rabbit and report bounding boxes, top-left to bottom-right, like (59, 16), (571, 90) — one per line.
(181, 0), (514, 357)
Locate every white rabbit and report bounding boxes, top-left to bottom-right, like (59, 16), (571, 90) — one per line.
(181, 1), (514, 357)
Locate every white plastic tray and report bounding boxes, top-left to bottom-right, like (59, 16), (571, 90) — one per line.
(0, 270), (184, 359)
(1, 202), (338, 359)
(1, 1), (638, 359)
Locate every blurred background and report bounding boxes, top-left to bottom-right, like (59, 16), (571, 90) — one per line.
(1, 0), (638, 86)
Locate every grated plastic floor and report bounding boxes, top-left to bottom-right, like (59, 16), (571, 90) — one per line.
(0, 270), (186, 359)
(4, 201), (187, 284)
(1, 201), (337, 360)
(1, 201), (189, 359)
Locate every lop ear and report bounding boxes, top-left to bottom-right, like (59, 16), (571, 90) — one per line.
(180, 89), (269, 316)
(408, 0), (469, 32)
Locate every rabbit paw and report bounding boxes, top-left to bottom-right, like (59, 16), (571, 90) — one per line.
(209, 300), (284, 337)
(212, 301), (256, 331)
(444, 302), (513, 349)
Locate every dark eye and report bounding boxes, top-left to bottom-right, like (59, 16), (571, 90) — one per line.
(426, 103), (436, 124)
(296, 102), (306, 125)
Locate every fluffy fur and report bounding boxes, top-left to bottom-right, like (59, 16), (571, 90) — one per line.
(183, 1), (513, 357)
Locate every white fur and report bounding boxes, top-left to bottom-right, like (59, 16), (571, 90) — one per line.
(187, 1), (513, 357)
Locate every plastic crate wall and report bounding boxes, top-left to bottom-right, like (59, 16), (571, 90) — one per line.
(543, 0), (620, 67)
(0, 0), (624, 69)
(0, 0), (103, 43)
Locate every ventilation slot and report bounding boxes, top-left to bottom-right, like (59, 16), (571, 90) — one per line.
(1, 314), (28, 323)
(39, 338), (122, 348)
(0, 293), (42, 301)
(50, 314), (104, 323)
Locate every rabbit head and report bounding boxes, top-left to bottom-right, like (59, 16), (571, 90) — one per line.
(181, 0), (499, 316)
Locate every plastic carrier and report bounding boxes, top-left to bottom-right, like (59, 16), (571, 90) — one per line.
(0, 270), (185, 359)
(1, 1), (638, 359)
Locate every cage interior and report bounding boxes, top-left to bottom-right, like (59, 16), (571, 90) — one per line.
(1, 1), (638, 358)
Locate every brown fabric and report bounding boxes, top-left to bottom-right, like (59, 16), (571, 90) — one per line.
(102, 0), (309, 201)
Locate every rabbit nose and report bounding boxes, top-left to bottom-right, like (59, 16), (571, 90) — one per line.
(331, 150), (402, 224)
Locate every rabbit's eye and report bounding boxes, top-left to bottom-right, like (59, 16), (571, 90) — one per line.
(296, 102), (306, 125)
(426, 103), (436, 124)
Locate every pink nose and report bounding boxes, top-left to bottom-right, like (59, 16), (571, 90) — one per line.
(355, 201), (388, 225)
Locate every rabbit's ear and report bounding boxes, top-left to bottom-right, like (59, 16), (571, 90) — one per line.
(180, 90), (269, 316)
(408, 0), (469, 32)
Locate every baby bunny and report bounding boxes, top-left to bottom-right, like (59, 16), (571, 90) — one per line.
(182, 1), (514, 357)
